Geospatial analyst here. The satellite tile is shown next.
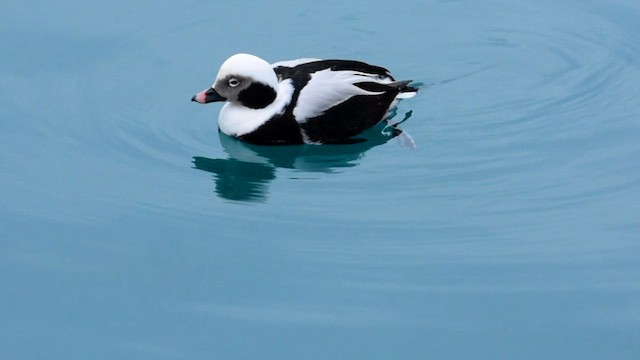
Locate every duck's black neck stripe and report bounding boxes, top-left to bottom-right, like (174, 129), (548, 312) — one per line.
(237, 74), (312, 145)
(238, 82), (277, 109)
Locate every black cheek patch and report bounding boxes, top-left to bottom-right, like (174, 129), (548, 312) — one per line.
(237, 82), (277, 109)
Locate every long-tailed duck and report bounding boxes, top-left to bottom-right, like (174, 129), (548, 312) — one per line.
(192, 53), (417, 145)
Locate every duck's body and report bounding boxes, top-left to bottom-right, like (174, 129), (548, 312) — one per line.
(192, 54), (417, 145)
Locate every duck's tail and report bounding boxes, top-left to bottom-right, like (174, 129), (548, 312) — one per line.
(391, 80), (419, 99)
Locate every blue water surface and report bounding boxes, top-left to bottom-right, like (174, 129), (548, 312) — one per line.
(2, 1), (639, 359)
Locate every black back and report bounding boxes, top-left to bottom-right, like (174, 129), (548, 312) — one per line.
(274, 59), (393, 82)
(256, 59), (414, 144)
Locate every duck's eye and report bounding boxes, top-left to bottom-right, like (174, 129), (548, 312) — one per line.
(228, 78), (240, 87)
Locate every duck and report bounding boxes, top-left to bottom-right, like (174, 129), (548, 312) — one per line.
(192, 53), (417, 145)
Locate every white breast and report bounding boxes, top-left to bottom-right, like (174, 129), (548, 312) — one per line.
(218, 79), (295, 137)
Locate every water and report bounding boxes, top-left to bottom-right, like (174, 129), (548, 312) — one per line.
(2, 0), (639, 358)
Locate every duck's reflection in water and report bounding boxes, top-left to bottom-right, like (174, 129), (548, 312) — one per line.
(193, 116), (414, 202)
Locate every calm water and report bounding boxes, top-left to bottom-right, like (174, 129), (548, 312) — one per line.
(2, 1), (639, 359)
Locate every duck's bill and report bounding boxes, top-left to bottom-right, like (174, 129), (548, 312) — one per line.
(191, 87), (226, 104)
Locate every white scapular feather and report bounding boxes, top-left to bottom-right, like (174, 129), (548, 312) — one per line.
(271, 58), (321, 68)
(293, 69), (387, 122)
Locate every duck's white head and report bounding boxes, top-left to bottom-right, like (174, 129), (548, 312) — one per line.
(192, 53), (279, 109)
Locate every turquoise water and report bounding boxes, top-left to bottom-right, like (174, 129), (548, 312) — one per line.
(2, 1), (639, 358)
